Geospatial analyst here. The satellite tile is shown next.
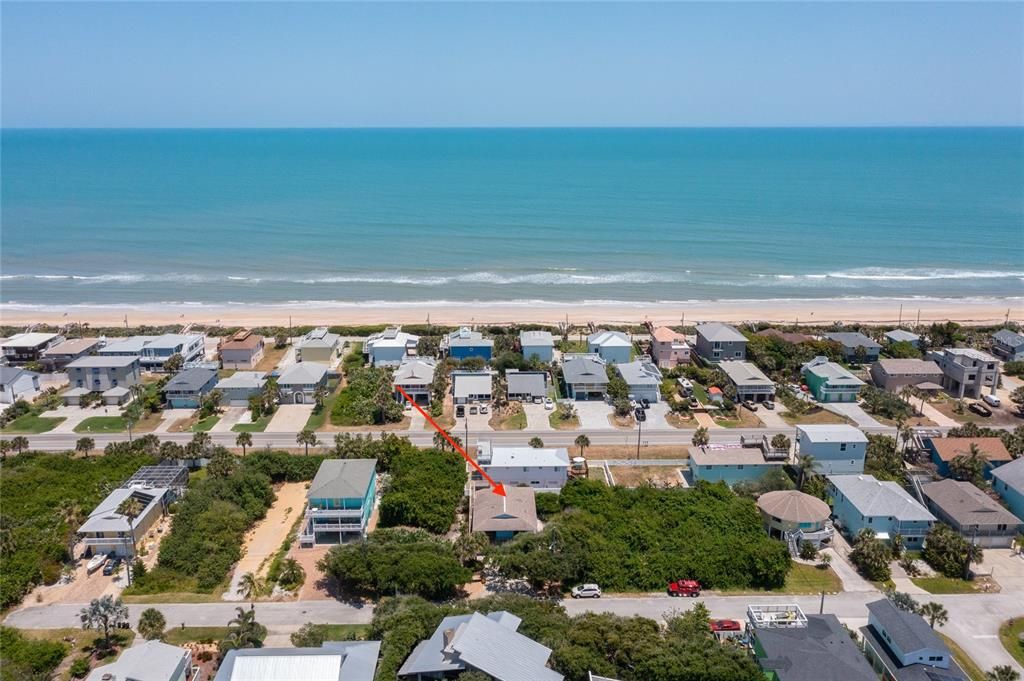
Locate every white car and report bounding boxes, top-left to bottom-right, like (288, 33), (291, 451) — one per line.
(544, 398), (555, 410)
(982, 394), (1001, 408)
(480, 404), (489, 414)
(571, 583), (602, 599)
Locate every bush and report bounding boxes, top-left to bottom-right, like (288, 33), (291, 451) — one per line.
(69, 656), (91, 678)
(534, 492), (562, 520)
(379, 448), (467, 533)
(330, 367), (404, 426)
(922, 524), (982, 578)
(0, 626), (68, 681)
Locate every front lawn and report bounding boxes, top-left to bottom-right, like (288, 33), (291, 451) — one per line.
(305, 379), (341, 431)
(910, 576), (986, 594)
(719, 563), (842, 595)
(74, 416), (127, 433)
(192, 415), (220, 432)
(163, 626), (231, 646)
(780, 409), (848, 425)
(549, 411), (580, 430)
(232, 414), (272, 433)
(489, 405), (526, 430)
(999, 618), (1024, 667)
(1, 414), (65, 433)
(714, 407), (764, 428)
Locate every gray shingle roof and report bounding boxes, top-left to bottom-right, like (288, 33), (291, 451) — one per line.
(85, 640), (190, 681)
(615, 360), (662, 387)
(445, 612), (563, 681)
(0, 366), (36, 384)
(866, 599), (944, 656)
(755, 615), (876, 681)
(562, 355), (608, 385)
(307, 459), (377, 500)
(696, 322), (746, 343)
(277, 362), (328, 385)
(827, 475), (935, 522)
(825, 332), (882, 351)
(994, 328), (1024, 348)
(394, 358), (437, 385)
(922, 479), (1022, 528)
(67, 355), (140, 369)
(164, 367), (217, 393)
(399, 612), (514, 676)
(506, 370), (547, 396)
(719, 360), (773, 387)
(992, 456), (1024, 492)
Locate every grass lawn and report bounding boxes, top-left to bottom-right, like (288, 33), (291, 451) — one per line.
(720, 563), (842, 595)
(192, 415), (220, 432)
(73, 416), (127, 433)
(939, 633), (987, 681)
(910, 576), (986, 594)
(714, 407), (764, 428)
(163, 626), (231, 646)
(19, 628), (136, 681)
(122, 590), (226, 604)
(999, 618), (1024, 667)
(489, 406), (526, 430)
(232, 414), (272, 433)
(559, 340), (588, 353)
(691, 383), (710, 404)
(549, 412), (580, 430)
(254, 344), (288, 372)
(780, 409), (848, 425)
(306, 379), (341, 431)
(1, 413), (65, 433)
(584, 444), (687, 460)
(312, 624), (371, 640)
(665, 412), (696, 428)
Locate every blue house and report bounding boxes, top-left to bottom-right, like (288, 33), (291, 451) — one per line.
(587, 330), (632, 364)
(364, 327), (420, 367)
(826, 474), (935, 547)
(519, 330), (554, 364)
(299, 459), (377, 546)
(687, 441), (787, 486)
(992, 457), (1024, 521)
(163, 367), (219, 408)
(923, 436), (1013, 480)
(795, 424), (867, 475)
(861, 599), (968, 681)
(445, 327), (494, 362)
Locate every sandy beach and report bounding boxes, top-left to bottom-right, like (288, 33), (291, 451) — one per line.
(2, 297), (1020, 328)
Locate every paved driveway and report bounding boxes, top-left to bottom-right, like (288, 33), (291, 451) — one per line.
(643, 403), (671, 430)
(42, 406), (97, 434)
(267, 404), (314, 432)
(575, 400), (614, 430)
(977, 548), (1024, 592)
(756, 406), (790, 429)
(211, 407), (247, 433)
(822, 402), (884, 428)
(155, 408), (195, 433)
(523, 403), (554, 431)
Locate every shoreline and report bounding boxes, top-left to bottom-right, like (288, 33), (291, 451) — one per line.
(2, 297), (1020, 327)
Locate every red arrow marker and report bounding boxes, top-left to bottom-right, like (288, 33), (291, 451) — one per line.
(396, 386), (506, 497)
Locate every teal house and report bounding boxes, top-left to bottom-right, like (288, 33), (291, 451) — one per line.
(801, 356), (865, 403)
(826, 474), (935, 547)
(992, 457), (1024, 521)
(687, 440), (787, 486)
(300, 459), (377, 546)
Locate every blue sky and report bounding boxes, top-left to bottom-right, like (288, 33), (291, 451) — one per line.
(2, 2), (1022, 127)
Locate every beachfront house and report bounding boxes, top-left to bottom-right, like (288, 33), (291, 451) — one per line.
(216, 642), (381, 681)
(1, 332), (64, 364)
(142, 333), (205, 370)
(587, 330), (632, 364)
(826, 474), (935, 547)
(78, 484), (172, 557)
(66, 355), (142, 397)
(824, 332), (881, 364)
(719, 360), (775, 403)
(295, 327), (341, 364)
(398, 611), (563, 681)
(277, 362), (329, 404)
(922, 436), (1013, 480)
(218, 330), (265, 370)
(40, 337), (101, 371)
(925, 348), (1000, 399)
(471, 486), (538, 542)
(98, 335), (156, 358)
(506, 369), (548, 402)
(562, 353), (609, 401)
(615, 359), (663, 403)
(365, 327), (420, 367)
(475, 441), (570, 491)
(650, 326), (691, 368)
(921, 479), (1021, 548)
(215, 371), (268, 406)
(393, 357), (437, 405)
(860, 599), (968, 681)
(883, 329), (921, 348)
(992, 328), (1024, 362)
(0, 366), (40, 405)
(991, 457), (1024, 521)
(451, 370), (493, 405)
(795, 424), (867, 475)
(85, 640), (195, 681)
(444, 327), (494, 361)
(519, 330), (554, 363)
(299, 459), (377, 546)
(869, 358), (944, 393)
(687, 438), (788, 486)
(694, 323), (747, 363)
(801, 356), (865, 403)
(163, 367), (219, 408)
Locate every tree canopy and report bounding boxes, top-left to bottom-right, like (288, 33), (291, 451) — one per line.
(379, 448), (467, 533)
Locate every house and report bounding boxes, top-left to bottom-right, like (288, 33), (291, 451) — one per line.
(757, 328), (815, 345)
(748, 604), (876, 681)
(66, 355), (142, 395)
(40, 337), (101, 371)
(215, 371), (268, 407)
(1, 332), (64, 364)
(615, 360), (663, 402)
(394, 357), (437, 405)
(687, 438), (788, 486)
(98, 335), (157, 357)
(870, 359), (944, 393)
(520, 330), (554, 363)
(444, 327), (494, 361)
(826, 474), (935, 547)
(277, 362), (329, 404)
(883, 329), (921, 348)
(756, 490), (834, 546)
(122, 463), (189, 498)
(506, 369), (548, 402)
(216, 641), (381, 681)
(218, 330), (265, 370)
(0, 366), (40, 404)
(921, 479), (1021, 548)
(587, 330), (632, 364)
(561, 353), (608, 401)
(399, 611), (563, 681)
(992, 328), (1024, 362)
(471, 486), (538, 542)
(801, 356), (864, 403)
(85, 640), (195, 681)
(825, 332), (882, 363)
(922, 437), (1013, 480)
(860, 599), (968, 681)
(719, 360), (775, 402)
(694, 323), (747, 363)
(78, 484), (172, 557)
(163, 367), (219, 408)
(925, 348), (1000, 399)
(707, 385), (724, 404)
(140, 333), (205, 370)
(795, 424), (868, 475)
(366, 327), (420, 367)
(295, 327), (340, 364)
(299, 459), (377, 546)
(451, 370), (493, 405)
(650, 326), (691, 368)
(475, 441), (570, 491)
(991, 457), (1024, 521)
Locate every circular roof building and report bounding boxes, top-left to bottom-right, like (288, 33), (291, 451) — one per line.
(756, 490), (831, 537)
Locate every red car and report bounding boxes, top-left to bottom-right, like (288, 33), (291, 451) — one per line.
(709, 619), (742, 632)
(667, 579), (701, 597)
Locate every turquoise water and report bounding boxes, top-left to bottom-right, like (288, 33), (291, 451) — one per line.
(1, 128), (1022, 310)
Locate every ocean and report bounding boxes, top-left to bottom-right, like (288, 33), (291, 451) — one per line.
(1, 128), (1022, 312)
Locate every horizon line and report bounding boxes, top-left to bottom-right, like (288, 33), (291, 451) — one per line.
(3, 124), (1023, 132)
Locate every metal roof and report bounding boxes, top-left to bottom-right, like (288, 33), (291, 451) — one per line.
(215, 641), (381, 681)
(399, 612), (514, 675)
(99, 336), (157, 353)
(367, 328), (419, 349)
(79, 485), (169, 534)
(796, 424), (868, 444)
(884, 329), (921, 343)
(122, 464), (189, 491)
(588, 330), (631, 347)
(307, 459), (377, 500)
(67, 354), (140, 369)
(826, 475), (935, 522)
(216, 371), (268, 390)
(452, 371), (492, 397)
(2, 332), (60, 348)
(445, 612), (563, 681)
(520, 330), (554, 345)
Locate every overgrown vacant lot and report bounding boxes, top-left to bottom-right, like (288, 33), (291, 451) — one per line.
(608, 465), (684, 487)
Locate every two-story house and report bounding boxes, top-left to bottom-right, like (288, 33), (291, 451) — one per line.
(921, 479), (1021, 548)
(1, 332), (64, 364)
(870, 358), (944, 393)
(687, 437), (789, 486)
(393, 357), (437, 405)
(0, 366), (40, 405)
(720, 360), (775, 403)
(366, 327), (420, 367)
(163, 367), (219, 408)
(40, 337), (102, 371)
(826, 474), (935, 547)
(795, 424), (867, 475)
(991, 457), (1024, 521)
(215, 371), (268, 406)
(140, 333), (205, 370)
(926, 348), (1000, 399)
(615, 359), (663, 402)
(922, 436), (1013, 480)
(295, 327), (340, 364)
(299, 459), (377, 546)
(451, 369), (493, 405)
(474, 441), (569, 491)
(861, 599), (968, 681)
(65, 355), (142, 405)
(519, 330), (554, 364)
(694, 323), (747, 363)
(218, 330), (265, 370)
(587, 330), (632, 364)
(562, 353), (609, 401)
(506, 369), (548, 402)
(801, 356), (865, 403)
(78, 484), (172, 557)
(444, 327), (494, 362)
(276, 362), (329, 404)
(825, 332), (882, 364)
(650, 327), (691, 368)
(992, 328), (1024, 362)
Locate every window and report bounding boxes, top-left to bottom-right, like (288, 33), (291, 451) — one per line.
(840, 443), (847, 452)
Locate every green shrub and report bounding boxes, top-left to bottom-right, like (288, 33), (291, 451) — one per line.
(69, 656), (91, 678)
(0, 626), (69, 681)
(379, 449), (466, 533)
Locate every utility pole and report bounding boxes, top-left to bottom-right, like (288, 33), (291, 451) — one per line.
(916, 309), (921, 328)
(819, 590), (825, 614)
(898, 304), (903, 327)
(636, 409), (643, 460)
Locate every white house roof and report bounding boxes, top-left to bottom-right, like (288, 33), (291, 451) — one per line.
(884, 329), (920, 343)
(394, 357), (437, 385)
(719, 360), (773, 388)
(588, 330), (631, 347)
(477, 442), (569, 468)
(801, 357), (865, 386)
(945, 347), (999, 363)
(214, 642), (381, 681)
(447, 327), (493, 347)
(827, 474), (935, 522)
(79, 485), (168, 534)
(696, 323), (746, 343)
(796, 424), (868, 444)
(297, 327), (340, 349)
(215, 371), (268, 390)
(146, 333), (202, 350)
(615, 360), (662, 387)
(277, 362), (328, 385)
(2, 332), (60, 348)
(85, 639), (190, 681)
(366, 327), (419, 349)
(67, 354), (139, 369)
(445, 612), (563, 681)
(98, 336), (157, 354)
(452, 371), (492, 398)
(520, 330), (554, 346)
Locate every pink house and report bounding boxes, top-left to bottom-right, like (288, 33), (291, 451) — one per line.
(651, 327), (691, 368)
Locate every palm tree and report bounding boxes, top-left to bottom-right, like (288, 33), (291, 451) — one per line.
(890, 533), (904, 559)
(238, 572), (264, 604)
(79, 596), (129, 651)
(986, 666), (1021, 681)
(236, 431), (253, 456)
(261, 378), (281, 413)
(11, 436), (29, 454)
(312, 385), (328, 412)
(190, 430), (212, 455)
(797, 454), (817, 491)
(136, 434), (160, 456)
(574, 434), (590, 457)
(75, 437), (95, 458)
(116, 496), (144, 578)
(137, 607), (167, 641)
(57, 501), (85, 559)
(121, 401), (143, 443)
(219, 605), (266, 654)
(528, 437), (544, 448)
(918, 602), (948, 629)
(277, 559), (304, 588)
(691, 427), (710, 447)
(296, 429), (318, 455)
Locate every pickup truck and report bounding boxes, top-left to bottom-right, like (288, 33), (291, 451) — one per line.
(667, 579), (701, 597)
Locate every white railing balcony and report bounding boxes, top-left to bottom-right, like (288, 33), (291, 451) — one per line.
(307, 521), (364, 533)
(305, 508), (363, 519)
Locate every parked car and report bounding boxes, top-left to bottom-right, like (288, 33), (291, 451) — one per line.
(102, 557), (122, 576)
(456, 405), (465, 417)
(634, 407), (647, 422)
(710, 619), (742, 632)
(667, 579), (702, 597)
(688, 396), (700, 409)
(571, 583), (602, 599)
(469, 405), (479, 415)
(968, 401), (992, 417)
(982, 394), (1001, 408)
(763, 400), (775, 410)
(640, 398), (651, 409)
(742, 400), (758, 412)
(533, 396), (544, 405)
(544, 397), (555, 410)
(480, 404), (489, 414)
